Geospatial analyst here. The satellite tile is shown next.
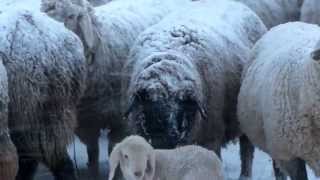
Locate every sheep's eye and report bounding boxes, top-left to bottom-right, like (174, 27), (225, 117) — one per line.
(124, 154), (129, 159)
(68, 14), (75, 19)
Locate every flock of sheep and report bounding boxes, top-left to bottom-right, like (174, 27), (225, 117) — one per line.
(0, 0), (320, 180)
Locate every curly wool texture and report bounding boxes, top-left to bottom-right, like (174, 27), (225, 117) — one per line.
(68, 0), (196, 135)
(235, 0), (303, 29)
(301, 0), (320, 25)
(0, 56), (17, 180)
(0, 8), (86, 163)
(123, 0), (266, 148)
(238, 22), (320, 176)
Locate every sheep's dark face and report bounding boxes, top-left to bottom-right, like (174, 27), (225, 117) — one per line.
(126, 53), (206, 148)
(127, 87), (206, 149)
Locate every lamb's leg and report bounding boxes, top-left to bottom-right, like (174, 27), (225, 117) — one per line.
(46, 150), (77, 180)
(273, 160), (287, 180)
(279, 158), (308, 180)
(16, 157), (39, 180)
(239, 135), (254, 180)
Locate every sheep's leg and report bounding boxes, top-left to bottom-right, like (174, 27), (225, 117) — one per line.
(107, 125), (130, 180)
(273, 160), (287, 180)
(239, 135), (254, 180)
(76, 126), (101, 178)
(279, 158), (308, 180)
(46, 150), (77, 180)
(16, 157), (39, 180)
(87, 135), (100, 178)
(108, 125), (130, 154)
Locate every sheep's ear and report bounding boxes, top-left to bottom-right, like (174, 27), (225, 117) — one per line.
(196, 100), (207, 121)
(108, 143), (122, 180)
(311, 49), (320, 61)
(79, 10), (97, 51)
(144, 151), (156, 180)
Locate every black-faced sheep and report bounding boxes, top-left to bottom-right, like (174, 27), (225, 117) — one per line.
(122, 1), (267, 179)
(41, 0), (195, 176)
(238, 22), (320, 180)
(0, 55), (18, 180)
(0, 5), (87, 180)
(109, 135), (224, 180)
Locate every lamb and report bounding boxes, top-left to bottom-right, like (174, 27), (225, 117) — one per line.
(235, 0), (303, 29)
(0, 3), (87, 180)
(237, 22), (320, 180)
(41, 0), (194, 176)
(122, 1), (267, 179)
(0, 56), (18, 180)
(108, 135), (224, 180)
(300, 0), (320, 25)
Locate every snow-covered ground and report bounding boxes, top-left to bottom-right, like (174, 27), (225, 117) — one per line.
(34, 133), (318, 180)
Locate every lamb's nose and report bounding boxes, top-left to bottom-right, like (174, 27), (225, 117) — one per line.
(134, 171), (142, 177)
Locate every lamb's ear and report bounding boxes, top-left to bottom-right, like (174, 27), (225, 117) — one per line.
(311, 49), (320, 61)
(108, 143), (122, 180)
(144, 151), (156, 180)
(124, 95), (139, 119)
(78, 8), (97, 51)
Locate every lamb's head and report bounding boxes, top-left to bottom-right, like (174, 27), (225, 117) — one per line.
(41, 0), (100, 53)
(126, 53), (207, 148)
(109, 136), (156, 180)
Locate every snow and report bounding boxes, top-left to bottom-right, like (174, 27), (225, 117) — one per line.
(0, 0), (41, 13)
(34, 135), (317, 180)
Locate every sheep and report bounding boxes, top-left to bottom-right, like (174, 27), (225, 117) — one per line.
(0, 4), (87, 180)
(108, 135), (224, 180)
(300, 0), (320, 25)
(41, 0), (195, 176)
(0, 56), (18, 180)
(237, 22), (320, 180)
(235, 0), (303, 29)
(121, 1), (267, 179)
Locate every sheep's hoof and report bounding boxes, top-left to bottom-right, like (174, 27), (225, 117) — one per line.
(238, 176), (251, 180)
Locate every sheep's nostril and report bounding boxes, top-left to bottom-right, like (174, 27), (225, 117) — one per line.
(134, 171), (143, 177)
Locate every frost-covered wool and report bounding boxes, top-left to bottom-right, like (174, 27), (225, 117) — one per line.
(0, 6), (86, 179)
(109, 136), (224, 180)
(238, 22), (320, 177)
(87, 0), (111, 6)
(42, 0), (195, 175)
(301, 0), (320, 25)
(0, 58), (17, 180)
(122, 0), (266, 163)
(235, 0), (303, 29)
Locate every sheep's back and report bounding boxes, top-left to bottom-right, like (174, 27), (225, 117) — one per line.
(235, 0), (302, 29)
(155, 146), (223, 180)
